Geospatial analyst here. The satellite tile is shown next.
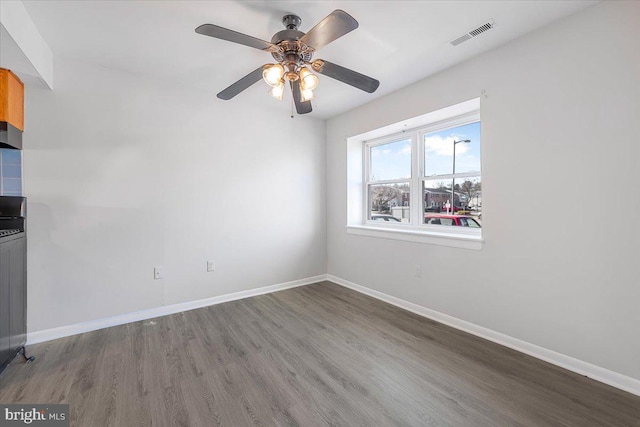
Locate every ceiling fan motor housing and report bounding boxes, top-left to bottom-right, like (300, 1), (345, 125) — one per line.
(271, 14), (314, 66)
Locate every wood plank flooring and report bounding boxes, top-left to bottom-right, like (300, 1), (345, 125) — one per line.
(1, 281), (639, 426)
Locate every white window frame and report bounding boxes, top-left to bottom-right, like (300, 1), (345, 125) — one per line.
(346, 98), (483, 250)
(363, 134), (413, 225)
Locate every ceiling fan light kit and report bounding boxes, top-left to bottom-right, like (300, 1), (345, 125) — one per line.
(299, 67), (319, 91)
(262, 63), (284, 86)
(269, 80), (285, 100)
(195, 9), (380, 114)
(300, 88), (314, 102)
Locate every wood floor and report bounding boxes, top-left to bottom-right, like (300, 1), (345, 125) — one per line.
(1, 281), (639, 426)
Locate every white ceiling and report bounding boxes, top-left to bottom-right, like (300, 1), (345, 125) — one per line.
(20, 0), (597, 119)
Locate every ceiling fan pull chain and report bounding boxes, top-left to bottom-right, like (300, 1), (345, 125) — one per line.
(291, 98), (294, 119)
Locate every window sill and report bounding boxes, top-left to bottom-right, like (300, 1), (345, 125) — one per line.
(346, 225), (483, 250)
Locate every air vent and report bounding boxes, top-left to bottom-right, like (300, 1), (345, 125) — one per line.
(450, 20), (495, 46)
(450, 34), (472, 46)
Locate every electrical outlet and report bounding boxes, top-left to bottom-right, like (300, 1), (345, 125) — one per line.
(415, 265), (422, 278)
(154, 267), (164, 280)
(207, 260), (215, 272)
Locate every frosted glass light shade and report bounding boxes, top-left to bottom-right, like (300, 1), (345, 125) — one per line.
(270, 79), (285, 100)
(301, 88), (314, 102)
(263, 64), (284, 87)
(299, 67), (319, 90)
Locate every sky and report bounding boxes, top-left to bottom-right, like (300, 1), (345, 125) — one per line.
(370, 121), (481, 182)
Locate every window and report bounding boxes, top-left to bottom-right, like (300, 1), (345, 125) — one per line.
(348, 99), (482, 249)
(421, 121), (481, 223)
(365, 138), (411, 223)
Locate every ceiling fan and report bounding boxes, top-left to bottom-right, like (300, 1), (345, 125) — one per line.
(195, 10), (380, 114)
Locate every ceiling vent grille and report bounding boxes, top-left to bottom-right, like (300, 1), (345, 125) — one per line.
(450, 20), (495, 46)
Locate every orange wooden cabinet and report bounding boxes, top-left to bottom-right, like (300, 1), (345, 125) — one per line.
(0, 68), (25, 131)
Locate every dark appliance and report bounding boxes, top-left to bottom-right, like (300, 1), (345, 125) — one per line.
(0, 121), (22, 150)
(0, 196), (34, 375)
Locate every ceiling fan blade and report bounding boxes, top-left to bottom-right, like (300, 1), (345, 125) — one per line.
(290, 80), (312, 114)
(300, 10), (358, 51)
(217, 66), (264, 100)
(312, 59), (380, 93)
(196, 24), (276, 51)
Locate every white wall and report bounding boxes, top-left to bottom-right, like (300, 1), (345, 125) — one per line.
(327, 1), (640, 381)
(0, 0), (53, 88)
(23, 57), (326, 333)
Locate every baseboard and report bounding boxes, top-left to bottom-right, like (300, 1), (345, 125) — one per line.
(27, 274), (328, 346)
(327, 274), (640, 397)
(27, 273), (640, 397)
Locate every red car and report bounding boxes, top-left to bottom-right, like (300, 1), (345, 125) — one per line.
(424, 214), (481, 228)
(432, 205), (463, 212)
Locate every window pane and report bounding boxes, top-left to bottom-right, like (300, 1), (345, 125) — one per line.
(369, 183), (410, 223)
(425, 216), (455, 226)
(370, 139), (411, 181)
(423, 179), (454, 215)
(423, 177), (482, 225)
(456, 176), (481, 211)
(424, 121), (481, 176)
(458, 217), (481, 228)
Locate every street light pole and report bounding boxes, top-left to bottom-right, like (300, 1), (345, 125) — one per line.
(452, 139), (470, 214)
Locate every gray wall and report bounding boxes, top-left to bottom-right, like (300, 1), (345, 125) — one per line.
(23, 57), (327, 332)
(326, 1), (640, 381)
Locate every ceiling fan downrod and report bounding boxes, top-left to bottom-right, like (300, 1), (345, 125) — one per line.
(282, 14), (302, 31)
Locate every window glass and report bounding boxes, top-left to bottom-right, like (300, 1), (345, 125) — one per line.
(462, 218), (481, 228)
(423, 179), (455, 215)
(455, 176), (481, 210)
(368, 183), (410, 223)
(370, 139), (411, 181)
(423, 176), (481, 224)
(424, 121), (481, 176)
(425, 217), (454, 226)
(371, 215), (402, 222)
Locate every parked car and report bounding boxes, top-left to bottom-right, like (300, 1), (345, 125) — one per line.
(440, 205), (463, 212)
(371, 214), (401, 222)
(424, 214), (481, 228)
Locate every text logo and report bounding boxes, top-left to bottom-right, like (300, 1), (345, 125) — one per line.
(0, 405), (69, 427)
